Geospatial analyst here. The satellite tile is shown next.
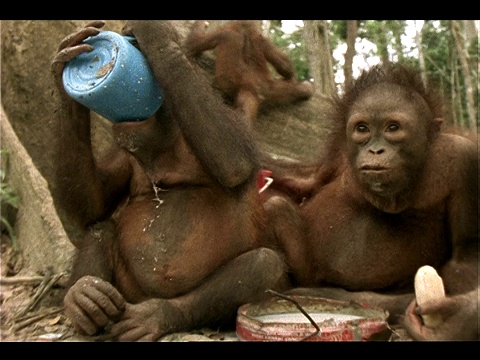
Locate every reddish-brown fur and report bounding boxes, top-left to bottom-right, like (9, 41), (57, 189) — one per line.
(263, 63), (479, 341)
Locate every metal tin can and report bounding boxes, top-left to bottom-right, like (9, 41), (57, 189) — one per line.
(236, 295), (390, 341)
(62, 31), (163, 123)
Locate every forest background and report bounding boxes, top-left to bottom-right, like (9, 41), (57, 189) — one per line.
(275, 20), (478, 130)
(0, 20), (478, 341)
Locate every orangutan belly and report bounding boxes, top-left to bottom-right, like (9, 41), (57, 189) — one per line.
(113, 190), (256, 299)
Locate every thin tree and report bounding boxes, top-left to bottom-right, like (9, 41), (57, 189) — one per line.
(390, 20), (406, 62)
(451, 55), (464, 128)
(262, 20), (272, 37)
(302, 20), (336, 97)
(414, 20), (428, 87)
(450, 20), (477, 129)
(343, 20), (358, 92)
(375, 20), (390, 64)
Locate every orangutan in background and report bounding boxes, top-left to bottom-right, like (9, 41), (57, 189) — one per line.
(185, 20), (314, 127)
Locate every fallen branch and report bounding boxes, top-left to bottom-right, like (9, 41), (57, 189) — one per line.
(0, 275), (45, 285)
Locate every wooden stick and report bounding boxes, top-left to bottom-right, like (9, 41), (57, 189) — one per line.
(0, 275), (45, 285)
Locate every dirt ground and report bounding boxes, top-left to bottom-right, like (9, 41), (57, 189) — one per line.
(0, 233), (241, 342)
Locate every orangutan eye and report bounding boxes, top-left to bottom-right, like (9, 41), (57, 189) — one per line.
(356, 123), (369, 133)
(386, 123), (400, 132)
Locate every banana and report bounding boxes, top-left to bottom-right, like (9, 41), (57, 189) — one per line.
(414, 265), (445, 327)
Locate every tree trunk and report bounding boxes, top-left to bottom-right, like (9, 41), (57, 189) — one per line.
(450, 20), (477, 129)
(1, 104), (75, 275)
(463, 20), (478, 45)
(391, 20), (405, 62)
(451, 57), (464, 128)
(375, 21), (390, 64)
(414, 20), (428, 87)
(262, 20), (272, 37)
(343, 20), (358, 92)
(302, 20), (336, 97)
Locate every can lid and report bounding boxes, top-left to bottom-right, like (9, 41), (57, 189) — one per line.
(61, 31), (163, 122)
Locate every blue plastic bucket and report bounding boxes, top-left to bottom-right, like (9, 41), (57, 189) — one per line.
(62, 31), (163, 123)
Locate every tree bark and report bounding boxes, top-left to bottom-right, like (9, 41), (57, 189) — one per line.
(302, 20), (336, 97)
(343, 20), (358, 92)
(391, 20), (405, 62)
(414, 20), (428, 87)
(375, 21), (390, 64)
(1, 104), (74, 274)
(450, 20), (477, 130)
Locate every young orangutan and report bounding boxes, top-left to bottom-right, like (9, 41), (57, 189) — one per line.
(262, 62), (479, 341)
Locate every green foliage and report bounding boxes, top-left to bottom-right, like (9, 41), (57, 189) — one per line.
(0, 149), (19, 249)
(468, 37), (479, 118)
(270, 21), (311, 81)
(329, 20), (347, 49)
(421, 21), (450, 87)
(422, 20), (478, 127)
(268, 20), (476, 129)
(330, 20), (348, 41)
